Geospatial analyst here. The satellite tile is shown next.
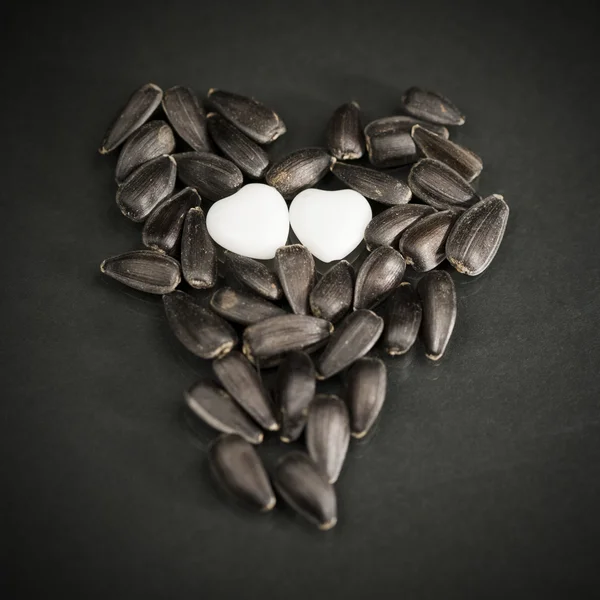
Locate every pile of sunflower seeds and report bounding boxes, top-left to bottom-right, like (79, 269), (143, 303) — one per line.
(99, 84), (509, 530)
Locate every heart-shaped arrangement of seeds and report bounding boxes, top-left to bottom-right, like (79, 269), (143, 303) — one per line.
(99, 83), (509, 530)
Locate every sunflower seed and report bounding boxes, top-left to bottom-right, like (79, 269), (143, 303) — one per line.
(411, 125), (482, 182)
(174, 152), (243, 201)
(207, 89), (286, 144)
(210, 287), (286, 326)
(418, 270), (457, 360)
(276, 351), (316, 443)
(401, 86), (465, 126)
(408, 158), (479, 210)
(364, 204), (436, 250)
(265, 148), (334, 199)
(100, 250), (181, 294)
(181, 207), (218, 289)
(273, 452), (337, 530)
(209, 434), (275, 510)
(99, 83), (163, 154)
(116, 155), (177, 222)
(224, 251), (283, 301)
(326, 101), (365, 160)
(162, 85), (211, 152)
(398, 210), (457, 272)
(317, 309), (384, 379)
(206, 113), (270, 179)
(382, 282), (422, 355)
(243, 315), (333, 364)
(445, 194), (509, 276)
(330, 162), (412, 206)
(213, 351), (279, 431)
(142, 187), (200, 254)
(346, 357), (387, 438)
(354, 246), (406, 310)
(185, 381), (263, 444)
(115, 120), (176, 182)
(274, 245), (315, 315)
(164, 291), (237, 359)
(306, 394), (350, 483)
(309, 260), (354, 323)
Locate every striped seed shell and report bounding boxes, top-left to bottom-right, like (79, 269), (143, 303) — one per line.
(445, 194), (509, 276)
(142, 187), (201, 254)
(309, 260), (354, 323)
(99, 83), (163, 154)
(207, 89), (286, 144)
(306, 394), (350, 483)
(364, 204), (436, 250)
(353, 246), (406, 310)
(273, 452), (337, 530)
(401, 86), (465, 126)
(265, 148), (334, 199)
(418, 270), (457, 360)
(382, 282), (422, 356)
(164, 291), (237, 359)
(276, 351), (316, 443)
(326, 101), (365, 160)
(115, 120), (176, 182)
(162, 85), (211, 152)
(346, 357), (387, 438)
(174, 152), (243, 201)
(408, 158), (479, 210)
(213, 351), (279, 431)
(207, 113), (270, 179)
(210, 287), (286, 326)
(185, 381), (263, 444)
(209, 434), (275, 510)
(100, 250), (180, 294)
(274, 245), (315, 315)
(331, 162), (412, 206)
(181, 207), (218, 289)
(224, 251), (283, 301)
(316, 309), (384, 379)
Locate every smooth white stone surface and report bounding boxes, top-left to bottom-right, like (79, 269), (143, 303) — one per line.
(206, 183), (290, 260)
(289, 188), (372, 263)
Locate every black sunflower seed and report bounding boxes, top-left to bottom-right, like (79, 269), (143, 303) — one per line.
(353, 246), (406, 310)
(273, 452), (337, 530)
(213, 350), (279, 431)
(445, 194), (509, 276)
(142, 187), (200, 254)
(382, 282), (422, 356)
(174, 152), (243, 201)
(309, 260), (354, 323)
(185, 381), (263, 444)
(276, 351), (316, 443)
(115, 155), (177, 222)
(408, 158), (479, 210)
(100, 250), (181, 294)
(364, 204), (436, 250)
(207, 113), (270, 179)
(326, 101), (365, 160)
(224, 251), (283, 301)
(115, 120), (176, 183)
(316, 310), (384, 379)
(274, 245), (315, 315)
(164, 291), (237, 359)
(306, 394), (350, 483)
(417, 270), (457, 360)
(346, 357), (387, 438)
(210, 287), (286, 326)
(206, 89), (286, 144)
(180, 207), (218, 289)
(265, 148), (334, 199)
(401, 86), (465, 126)
(162, 85), (211, 152)
(99, 83), (163, 154)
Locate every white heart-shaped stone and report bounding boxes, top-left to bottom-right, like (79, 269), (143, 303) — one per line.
(206, 183), (290, 260)
(289, 189), (372, 263)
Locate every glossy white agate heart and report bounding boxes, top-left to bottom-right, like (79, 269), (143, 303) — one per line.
(206, 183), (290, 260)
(289, 188), (372, 263)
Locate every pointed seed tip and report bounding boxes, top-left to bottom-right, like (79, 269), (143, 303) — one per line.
(425, 352), (443, 361)
(319, 518), (337, 531)
(268, 423), (281, 432)
(280, 436), (291, 443)
(352, 430), (368, 439)
(263, 497), (277, 511)
(208, 88), (217, 95)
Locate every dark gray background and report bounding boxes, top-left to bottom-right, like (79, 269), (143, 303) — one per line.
(2, 0), (600, 598)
